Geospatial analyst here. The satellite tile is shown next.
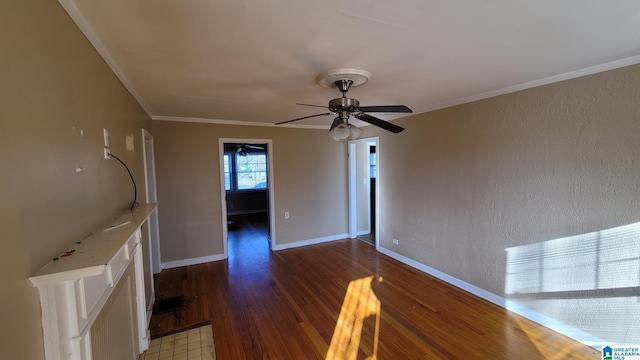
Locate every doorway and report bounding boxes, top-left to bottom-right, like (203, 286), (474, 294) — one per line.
(141, 129), (160, 329)
(218, 139), (275, 258)
(348, 137), (379, 247)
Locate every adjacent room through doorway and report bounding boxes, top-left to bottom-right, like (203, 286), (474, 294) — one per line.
(349, 138), (379, 247)
(357, 144), (376, 245)
(220, 141), (273, 258)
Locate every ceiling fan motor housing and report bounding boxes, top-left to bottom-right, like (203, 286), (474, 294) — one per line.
(329, 97), (360, 113)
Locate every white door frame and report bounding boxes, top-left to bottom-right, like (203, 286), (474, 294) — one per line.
(218, 138), (276, 256)
(141, 129), (161, 274)
(348, 137), (379, 247)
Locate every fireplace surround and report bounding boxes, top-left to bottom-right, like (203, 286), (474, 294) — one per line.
(30, 203), (158, 360)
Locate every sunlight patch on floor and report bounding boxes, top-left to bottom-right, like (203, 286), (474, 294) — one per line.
(326, 275), (381, 360)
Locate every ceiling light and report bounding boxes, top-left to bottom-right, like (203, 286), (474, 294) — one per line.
(329, 119), (350, 141)
(348, 125), (362, 140)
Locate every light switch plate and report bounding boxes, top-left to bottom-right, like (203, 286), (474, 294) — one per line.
(126, 134), (134, 151)
(103, 129), (109, 147)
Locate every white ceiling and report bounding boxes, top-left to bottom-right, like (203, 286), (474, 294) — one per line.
(60, 0), (640, 129)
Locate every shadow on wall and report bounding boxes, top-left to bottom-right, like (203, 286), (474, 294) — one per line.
(505, 222), (640, 344)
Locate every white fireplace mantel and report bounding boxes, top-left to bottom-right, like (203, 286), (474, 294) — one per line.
(30, 203), (158, 360)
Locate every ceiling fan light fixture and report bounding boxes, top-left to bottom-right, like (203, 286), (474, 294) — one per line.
(329, 120), (350, 141)
(348, 124), (362, 140)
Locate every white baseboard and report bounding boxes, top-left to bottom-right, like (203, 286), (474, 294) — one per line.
(159, 233), (349, 268)
(161, 253), (227, 270)
(376, 246), (605, 350)
(272, 233), (349, 251)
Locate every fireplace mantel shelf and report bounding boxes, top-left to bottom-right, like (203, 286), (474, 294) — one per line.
(30, 203), (158, 360)
(31, 203), (157, 284)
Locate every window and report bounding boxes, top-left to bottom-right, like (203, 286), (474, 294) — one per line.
(223, 154), (231, 191)
(369, 146), (377, 178)
(224, 151), (267, 191)
(236, 154), (267, 189)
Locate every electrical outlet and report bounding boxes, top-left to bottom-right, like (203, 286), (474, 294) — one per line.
(104, 147), (110, 159)
(284, 212), (289, 219)
(392, 238), (399, 245)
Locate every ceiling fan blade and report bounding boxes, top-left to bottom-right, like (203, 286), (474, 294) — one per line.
(358, 105), (412, 113)
(354, 113), (405, 133)
(275, 112), (332, 125)
(296, 103), (329, 109)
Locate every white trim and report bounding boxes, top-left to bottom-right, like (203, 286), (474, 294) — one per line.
(271, 233), (349, 251)
(503, 302), (605, 350)
(57, 0), (153, 117)
(153, 116), (326, 130)
(132, 241), (150, 353)
(348, 137), (379, 245)
(161, 254), (227, 270)
(218, 138), (276, 253)
(348, 142), (357, 239)
(413, 54), (640, 115)
(141, 129), (161, 275)
(375, 246), (605, 350)
(218, 141), (229, 258)
(376, 246), (505, 304)
(30, 206), (156, 360)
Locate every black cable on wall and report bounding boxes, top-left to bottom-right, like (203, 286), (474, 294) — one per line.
(107, 152), (138, 211)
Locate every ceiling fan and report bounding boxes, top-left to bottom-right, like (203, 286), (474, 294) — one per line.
(275, 69), (412, 140)
(236, 143), (265, 156)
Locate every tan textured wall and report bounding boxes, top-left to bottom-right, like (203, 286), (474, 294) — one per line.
(377, 64), (640, 341)
(0, 2), (151, 358)
(152, 121), (348, 263)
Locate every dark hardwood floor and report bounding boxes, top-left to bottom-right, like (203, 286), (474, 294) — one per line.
(150, 213), (599, 359)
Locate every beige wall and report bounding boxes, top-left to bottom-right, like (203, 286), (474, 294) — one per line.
(152, 121), (349, 264)
(376, 64), (640, 341)
(5, 0), (639, 352)
(1, 1), (152, 358)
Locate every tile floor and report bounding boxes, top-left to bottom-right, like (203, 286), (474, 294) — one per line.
(138, 324), (215, 360)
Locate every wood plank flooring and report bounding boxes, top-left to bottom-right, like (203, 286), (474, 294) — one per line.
(150, 214), (599, 359)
